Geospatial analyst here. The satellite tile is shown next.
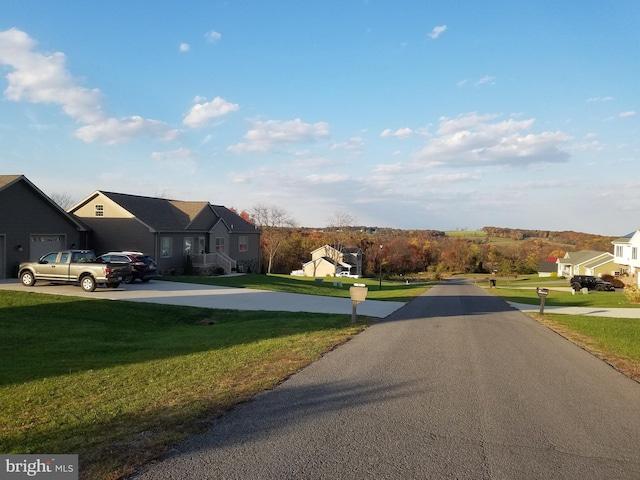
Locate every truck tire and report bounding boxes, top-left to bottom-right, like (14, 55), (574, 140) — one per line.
(80, 275), (96, 292)
(595, 284), (604, 291)
(571, 282), (581, 291)
(20, 271), (36, 287)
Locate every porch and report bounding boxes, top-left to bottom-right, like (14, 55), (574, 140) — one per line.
(192, 251), (238, 273)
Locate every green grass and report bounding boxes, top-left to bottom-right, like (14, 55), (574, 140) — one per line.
(487, 286), (640, 308)
(0, 290), (368, 479)
(533, 313), (640, 381)
(162, 273), (431, 302)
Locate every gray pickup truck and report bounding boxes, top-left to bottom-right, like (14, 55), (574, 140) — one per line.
(18, 250), (132, 292)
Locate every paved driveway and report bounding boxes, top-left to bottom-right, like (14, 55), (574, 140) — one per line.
(0, 279), (404, 318)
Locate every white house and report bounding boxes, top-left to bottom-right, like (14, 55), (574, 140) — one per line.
(612, 230), (640, 276)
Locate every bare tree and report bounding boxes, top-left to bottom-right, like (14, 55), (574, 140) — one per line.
(49, 192), (76, 211)
(250, 204), (297, 274)
(325, 211), (356, 272)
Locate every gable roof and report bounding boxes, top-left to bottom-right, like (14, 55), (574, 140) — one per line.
(71, 190), (259, 234)
(1, 175), (87, 231)
(560, 250), (610, 266)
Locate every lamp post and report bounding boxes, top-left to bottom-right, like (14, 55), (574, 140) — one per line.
(379, 244), (383, 290)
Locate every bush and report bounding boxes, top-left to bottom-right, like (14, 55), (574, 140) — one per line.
(602, 274), (625, 288)
(623, 284), (640, 304)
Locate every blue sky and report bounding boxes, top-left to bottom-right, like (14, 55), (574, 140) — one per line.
(1, 1), (639, 235)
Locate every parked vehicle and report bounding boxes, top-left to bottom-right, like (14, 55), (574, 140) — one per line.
(96, 251), (158, 283)
(569, 275), (616, 292)
(337, 271), (360, 278)
(18, 250), (132, 292)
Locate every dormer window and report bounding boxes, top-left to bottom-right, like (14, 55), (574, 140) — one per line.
(95, 204), (104, 217)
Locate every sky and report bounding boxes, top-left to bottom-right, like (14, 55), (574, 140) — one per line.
(1, 1), (639, 236)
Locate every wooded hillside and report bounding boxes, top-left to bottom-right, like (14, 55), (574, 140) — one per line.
(258, 225), (617, 278)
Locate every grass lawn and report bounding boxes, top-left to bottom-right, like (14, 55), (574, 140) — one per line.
(162, 273), (432, 302)
(0, 290), (369, 479)
(487, 285), (639, 308)
(530, 313), (640, 382)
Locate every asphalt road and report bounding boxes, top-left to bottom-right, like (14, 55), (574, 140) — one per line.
(130, 279), (640, 480)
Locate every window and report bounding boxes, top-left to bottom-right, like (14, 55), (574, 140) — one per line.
(183, 237), (193, 256)
(215, 237), (225, 253)
(633, 247), (637, 260)
(197, 236), (206, 254)
(161, 237), (173, 258)
(95, 204), (104, 217)
(239, 236), (248, 252)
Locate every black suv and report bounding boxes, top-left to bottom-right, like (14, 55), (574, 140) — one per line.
(569, 275), (615, 292)
(97, 251), (158, 283)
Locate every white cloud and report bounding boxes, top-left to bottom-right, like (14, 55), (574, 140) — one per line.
(380, 127), (414, 139)
(179, 43), (190, 52)
(476, 75), (496, 86)
(304, 173), (349, 184)
(205, 30), (222, 43)
(587, 96), (614, 102)
(330, 136), (364, 154)
(0, 28), (179, 144)
(183, 96), (240, 128)
(75, 116), (179, 144)
(0, 28), (104, 124)
(619, 111), (636, 118)
(428, 25), (447, 39)
(416, 113), (571, 166)
(228, 118), (330, 154)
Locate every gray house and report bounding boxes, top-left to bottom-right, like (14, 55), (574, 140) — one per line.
(0, 175), (88, 279)
(69, 191), (261, 274)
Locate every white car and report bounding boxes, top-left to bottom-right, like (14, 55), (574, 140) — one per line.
(337, 271), (359, 278)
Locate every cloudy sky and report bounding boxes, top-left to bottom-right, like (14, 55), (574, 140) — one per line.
(1, 1), (639, 235)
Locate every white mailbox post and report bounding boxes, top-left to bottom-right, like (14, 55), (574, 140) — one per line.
(349, 283), (368, 324)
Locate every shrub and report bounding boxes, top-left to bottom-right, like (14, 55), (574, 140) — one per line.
(623, 284), (640, 304)
(602, 274), (625, 288)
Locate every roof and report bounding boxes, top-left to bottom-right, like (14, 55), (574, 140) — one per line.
(1, 174), (87, 231)
(76, 191), (258, 234)
(560, 250), (610, 266)
(612, 231), (639, 244)
(0, 174), (22, 190)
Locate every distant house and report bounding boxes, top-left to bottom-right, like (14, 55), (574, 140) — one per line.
(556, 250), (616, 278)
(301, 244), (363, 277)
(612, 231), (640, 276)
(0, 175), (88, 279)
(69, 191), (260, 274)
(537, 257), (558, 277)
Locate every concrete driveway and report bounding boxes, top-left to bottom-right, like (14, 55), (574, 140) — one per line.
(0, 279), (404, 318)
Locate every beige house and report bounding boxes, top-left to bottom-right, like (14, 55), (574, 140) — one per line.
(556, 250), (617, 278)
(302, 244), (362, 277)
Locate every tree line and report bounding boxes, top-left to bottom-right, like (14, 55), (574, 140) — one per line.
(240, 205), (616, 278)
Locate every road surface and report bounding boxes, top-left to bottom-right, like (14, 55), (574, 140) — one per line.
(130, 280), (640, 479)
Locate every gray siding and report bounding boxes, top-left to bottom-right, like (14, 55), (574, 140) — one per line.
(0, 180), (82, 278)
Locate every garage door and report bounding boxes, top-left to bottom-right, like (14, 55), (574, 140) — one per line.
(30, 235), (63, 261)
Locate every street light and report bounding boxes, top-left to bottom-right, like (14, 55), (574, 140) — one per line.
(379, 244), (383, 290)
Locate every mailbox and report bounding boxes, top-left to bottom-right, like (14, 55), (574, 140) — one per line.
(536, 287), (549, 314)
(350, 284), (368, 304)
(349, 284), (368, 324)
(536, 288), (549, 298)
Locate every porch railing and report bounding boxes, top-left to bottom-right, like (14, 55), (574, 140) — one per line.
(191, 252), (237, 272)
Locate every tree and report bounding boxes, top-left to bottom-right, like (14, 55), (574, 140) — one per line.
(324, 211), (356, 271)
(250, 204), (297, 274)
(49, 192), (75, 210)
